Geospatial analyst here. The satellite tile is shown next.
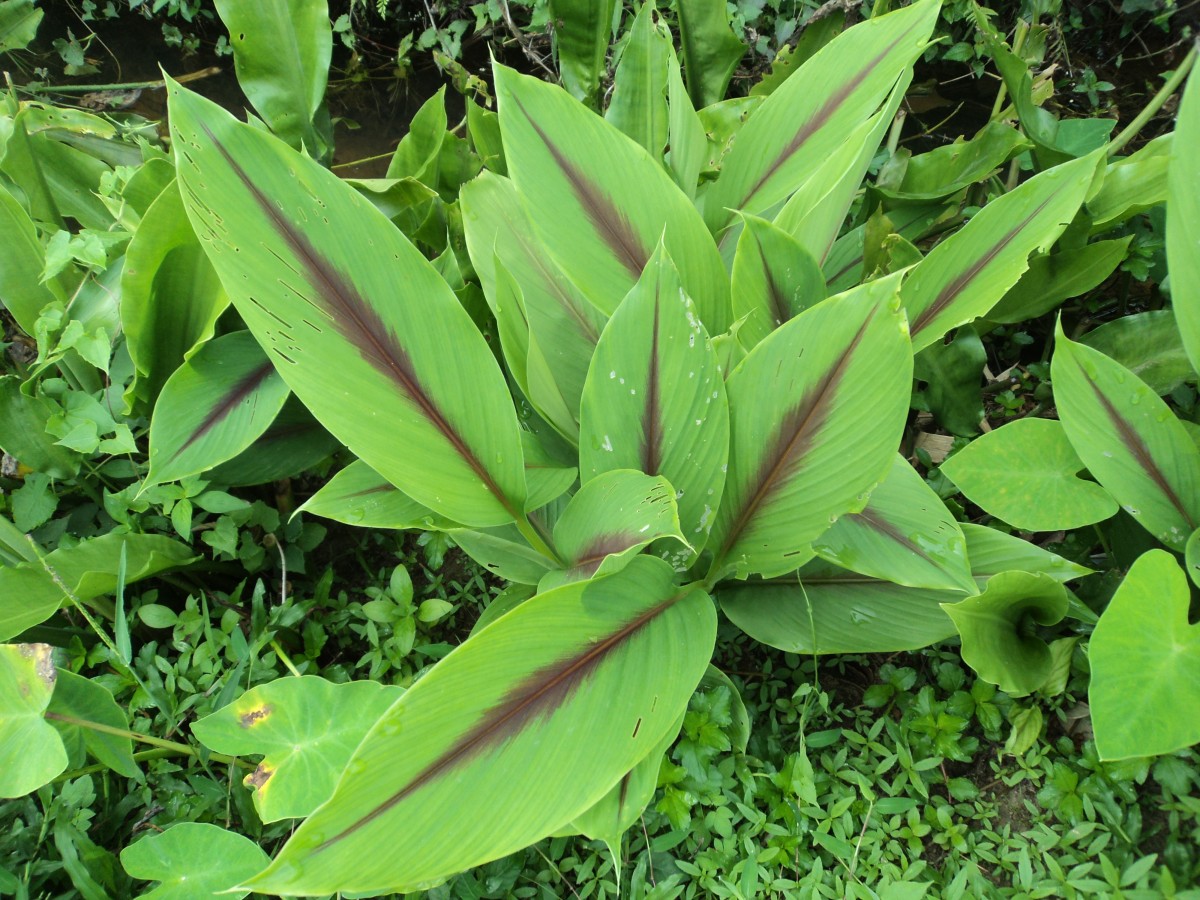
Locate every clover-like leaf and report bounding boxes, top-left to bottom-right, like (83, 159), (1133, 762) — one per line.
(942, 571), (1068, 695)
(192, 677), (404, 822)
(1090, 549), (1200, 760)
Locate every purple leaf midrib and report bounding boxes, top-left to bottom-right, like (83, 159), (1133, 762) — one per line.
(168, 360), (275, 463)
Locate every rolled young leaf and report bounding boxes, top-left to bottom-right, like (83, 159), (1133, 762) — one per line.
(167, 79), (527, 528)
(1052, 323), (1200, 550)
(495, 64), (731, 333)
(708, 273), (913, 579)
(579, 245), (728, 552)
(549, 0), (618, 107)
(242, 556), (716, 895)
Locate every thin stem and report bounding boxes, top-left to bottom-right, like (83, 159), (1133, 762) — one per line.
(1106, 42), (1198, 158)
(14, 66), (222, 94)
(52, 748), (175, 784)
(44, 712), (253, 769)
(330, 150), (395, 170)
(989, 18), (1029, 121)
(514, 513), (563, 566)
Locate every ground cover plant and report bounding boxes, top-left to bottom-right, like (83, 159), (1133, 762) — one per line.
(1, 0), (1199, 896)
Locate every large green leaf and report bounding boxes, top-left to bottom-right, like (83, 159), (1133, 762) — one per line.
(708, 274), (912, 579)
(814, 454), (974, 592)
(549, 0), (617, 107)
(960, 523), (1092, 584)
(1081, 310), (1194, 396)
(942, 571), (1068, 695)
(495, 64), (731, 332)
(913, 325), (986, 437)
(605, 0), (670, 158)
(297, 460), (455, 530)
(46, 669), (138, 779)
(168, 79), (527, 528)
(243, 556), (715, 895)
(0, 644), (66, 797)
(665, 46), (706, 197)
(0, 533), (197, 641)
(207, 397), (340, 487)
(986, 237), (1132, 324)
(461, 172), (604, 430)
(1088, 133), (1171, 230)
(0, 184), (64, 335)
(213, 0), (332, 158)
(876, 121), (1031, 203)
(121, 823), (271, 900)
(731, 214), (826, 351)
(675, 0), (744, 108)
(1052, 325), (1200, 550)
(1089, 550), (1200, 760)
(719, 564), (960, 655)
(1169, 68), (1200, 375)
(192, 677), (404, 822)
(540, 470), (687, 590)
(120, 181), (228, 416)
(0, 0), (42, 53)
(940, 418), (1118, 531)
(901, 151), (1100, 352)
(146, 331), (290, 488)
(579, 245), (728, 550)
(699, 0), (938, 236)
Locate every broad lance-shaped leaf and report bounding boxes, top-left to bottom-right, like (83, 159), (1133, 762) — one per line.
(192, 677), (405, 822)
(495, 64), (731, 333)
(1052, 323), (1200, 550)
(1089, 549), (1200, 760)
(605, 0), (670, 158)
(1170, 67), (1200, 375)
(549, 0), (617, 107)
(579, 245), (728, 554)
(539, 470), (688, 591)
(901, 151), (1101, 352)
(461, 172), (605, 430)
(168, 79), (527, 527)
(939, 418), (1118, 531)
(814, 453), (974, 593)
(698, 0), (938, 237)
(146, 330), (289, 488)
(731, 213), (826, 351)
(243, 556), (716, 895)
(709, 273), (913, 579)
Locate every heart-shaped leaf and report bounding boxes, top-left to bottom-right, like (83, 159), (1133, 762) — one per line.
(1089, 549), (1200, 759)
(121, 823), (270, 900)
(0, 643), (65, 797)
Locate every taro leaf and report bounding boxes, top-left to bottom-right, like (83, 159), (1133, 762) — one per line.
(0, 533), (197, 641)
(605, 0), (670, 158)
(666, 46), (706, 198)
(0, 377), (80, 479)
(1089, 549), (1200, 759)
(987, 237), (1132, 324)
(0, 644), (66, 797)
(495, 64), (731, 333)
(1081, 310), (1194, 396)
(676, 0), (744, 108)
(814, 453), (974, 592)
(213, 0), (332, 158)
(877, 121), (1031, 202)
(207, 396), (340, 487)
(1088, 133), (1171, 230)
(549, 0), (618, 108)
(570, 713), (683, 873)
(461, 172), (604, 428)
(709, 273), (912, 579)
(146, 331), (290, 488)
(940, 418), (1118, 531)
(121, 823), (271, 900)
(121, 181), (228, 416)
(242, 556), (716, 896)
(699, 0), (938, 236)
(539, 470), (687, 591)
(0, 0), (42, 53)
(731, 214), (826, 351)
(1052, 324), (1200, 550)
(1169, 68), (1200, 376)
(0, 184), (65, 335)
(719, 563), (961, 655)
(46, 669), (138, 778)
(168, 80), (527, 528)
(579, 245), (728, 550)
(962, 523), (1092, 584)
(941, 571), (1068, 696)
(192, 677), (405, 822)
(913, 325), (986, 437)
(902, 151), (1100, 352)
